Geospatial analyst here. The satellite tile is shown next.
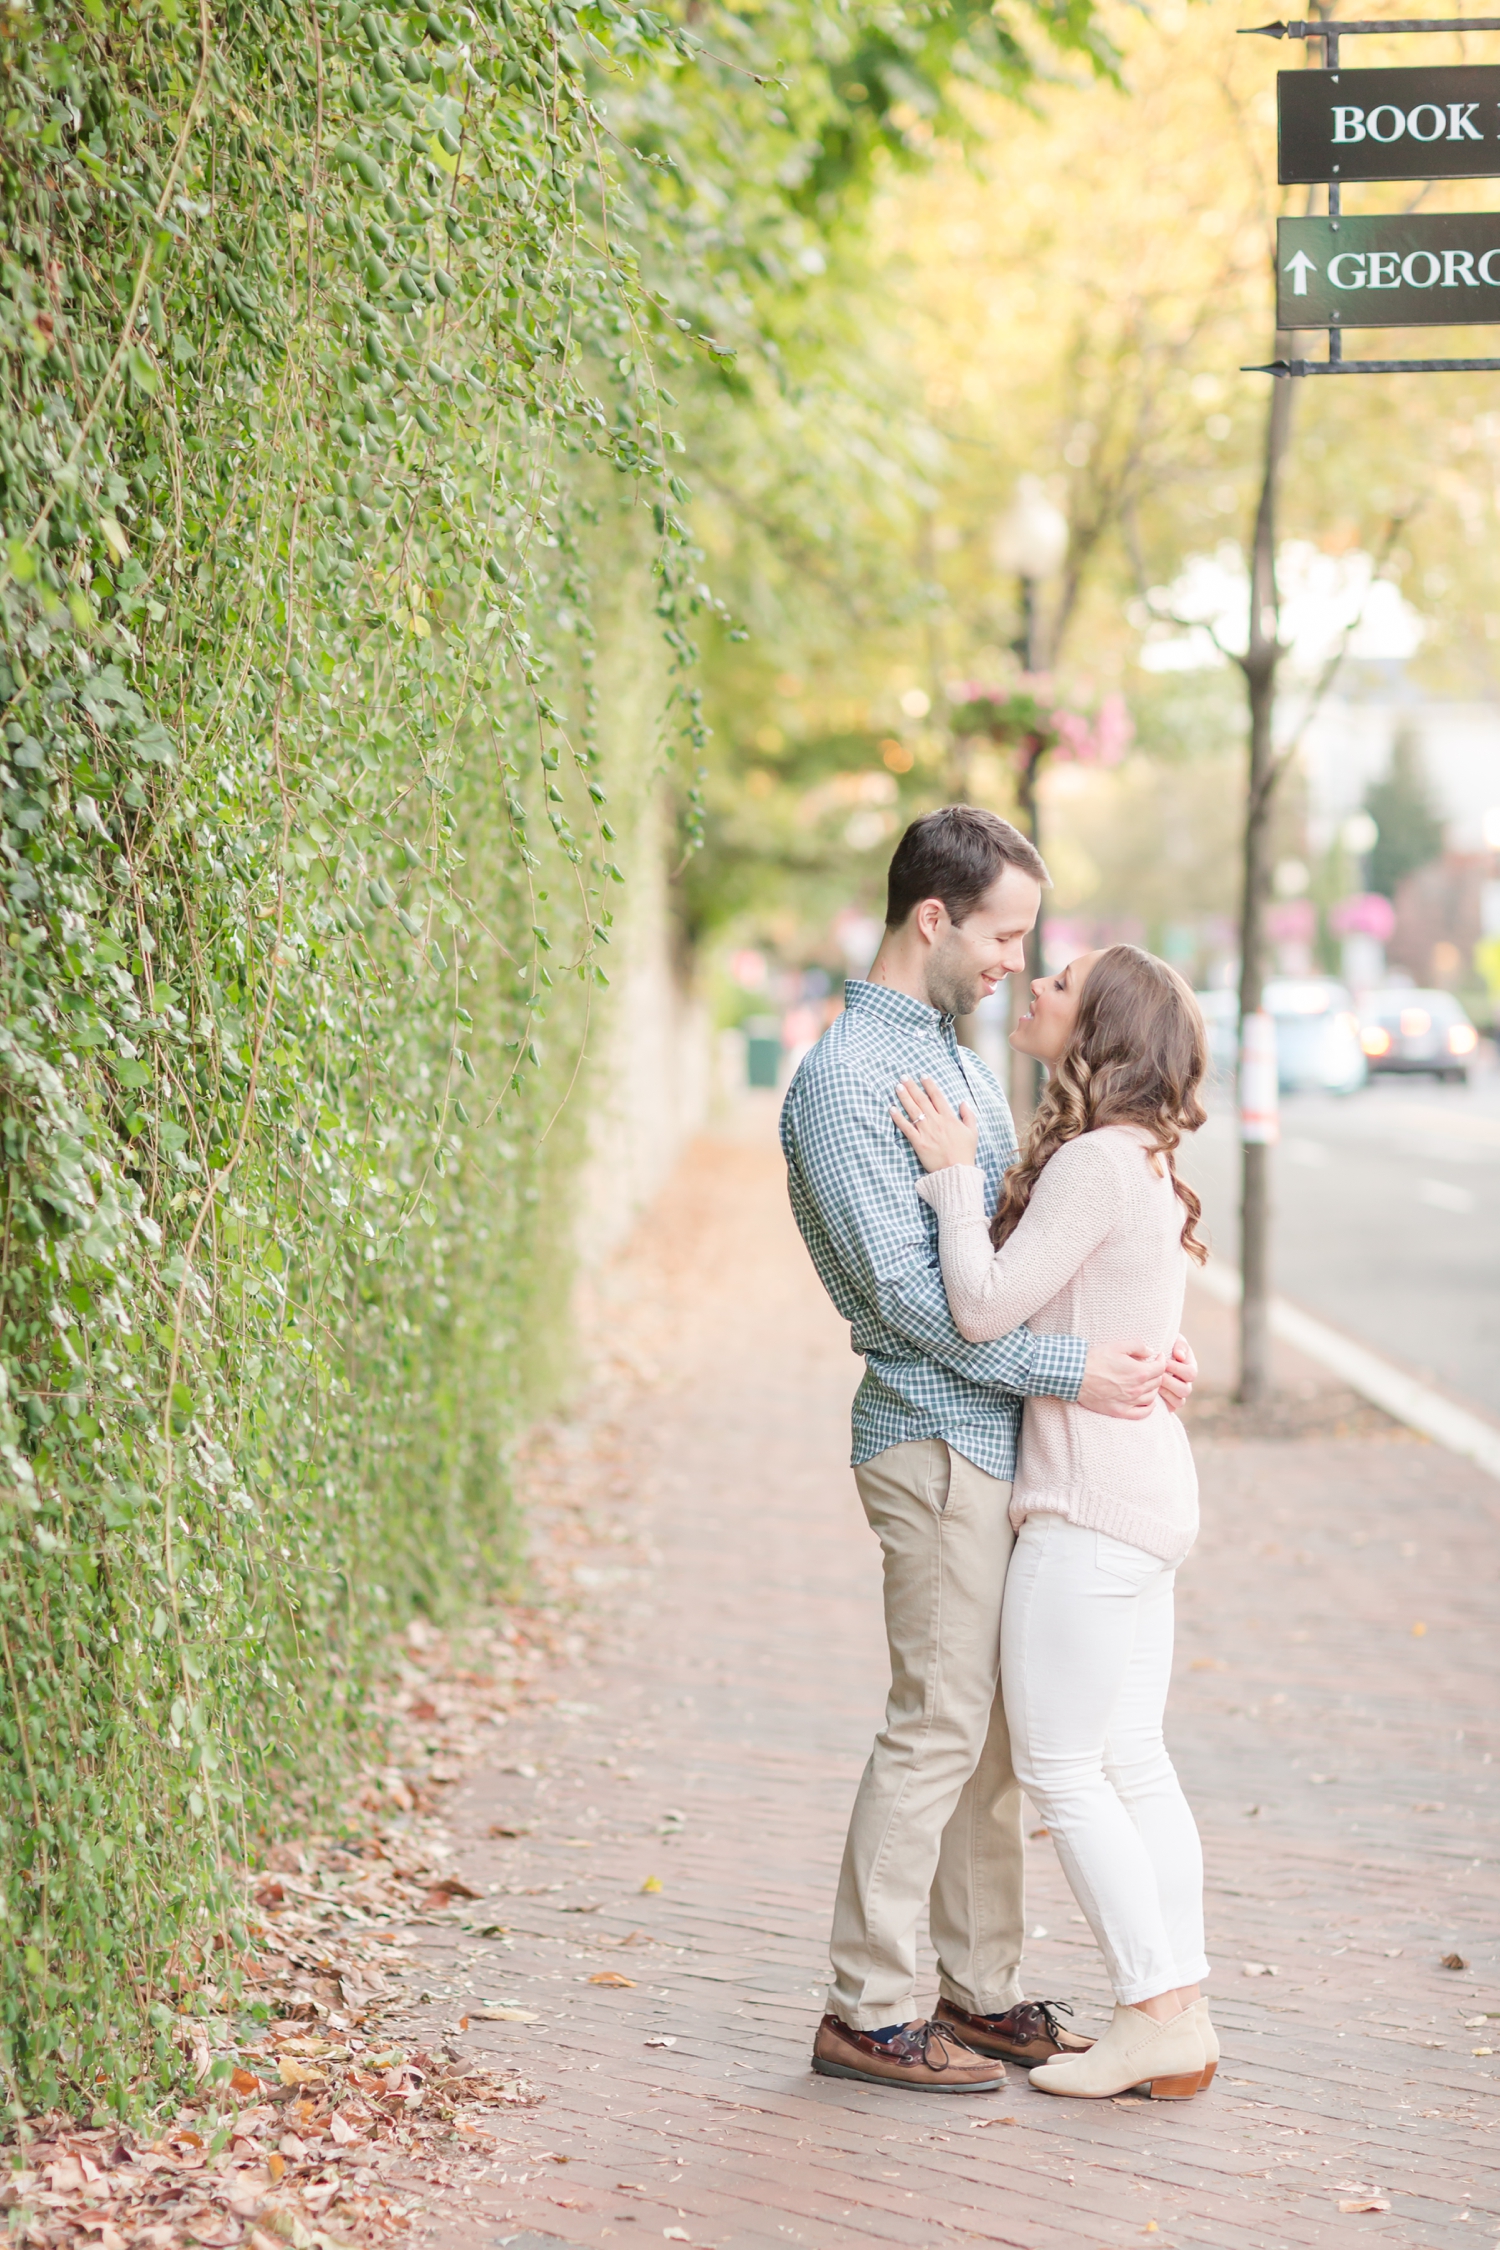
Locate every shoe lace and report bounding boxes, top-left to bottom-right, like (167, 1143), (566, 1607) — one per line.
(889, 2020), (967, 2071)
(1021, 1998), (1076, 2044)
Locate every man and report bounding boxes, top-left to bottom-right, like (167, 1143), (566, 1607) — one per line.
(781, 806), (1196, 2094)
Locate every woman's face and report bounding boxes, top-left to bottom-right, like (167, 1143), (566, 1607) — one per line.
(1010, 949), (1101, 1067)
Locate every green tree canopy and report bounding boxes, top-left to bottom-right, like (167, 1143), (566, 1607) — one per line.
(1365, 727), (1446, 902)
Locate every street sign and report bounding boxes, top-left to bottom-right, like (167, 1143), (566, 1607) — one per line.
(1277, 212), (1500, 326)
(1280, 63), (1500, 180)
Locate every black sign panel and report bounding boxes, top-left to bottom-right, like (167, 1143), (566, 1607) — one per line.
(1279, 64), (1500, 182)
(1277, 214), (1500, 328)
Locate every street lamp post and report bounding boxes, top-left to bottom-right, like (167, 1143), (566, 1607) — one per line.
(993, 478), (1068, 1112)
(994, 475), (1069, 670)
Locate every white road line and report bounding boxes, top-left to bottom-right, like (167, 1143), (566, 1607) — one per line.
(1188, 1263), (1500, 1485)
(1363, 1100), (1500, 1149)
(1416, 1178), (1477, 1214)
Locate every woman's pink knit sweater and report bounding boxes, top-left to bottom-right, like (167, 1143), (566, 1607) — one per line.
(916, 1124), (1199, 1563)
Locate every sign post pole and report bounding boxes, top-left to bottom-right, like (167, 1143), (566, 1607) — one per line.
(1325, 20), (1343, 366)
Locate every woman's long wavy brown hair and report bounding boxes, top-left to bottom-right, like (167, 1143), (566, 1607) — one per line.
(992, 945), (1210, 1265)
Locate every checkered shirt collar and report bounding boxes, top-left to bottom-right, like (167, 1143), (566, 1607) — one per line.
(842, 977), (955, 1039)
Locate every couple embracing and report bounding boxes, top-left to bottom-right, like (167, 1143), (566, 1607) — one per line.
(781, 805), (1216, 2104)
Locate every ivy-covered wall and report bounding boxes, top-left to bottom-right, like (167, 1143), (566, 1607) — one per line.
(0, 0), (711, 2117)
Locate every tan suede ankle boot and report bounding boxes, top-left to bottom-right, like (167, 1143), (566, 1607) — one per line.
(1192, 1998), (1218, 2089)
(1029, 2003), (1206, 2101)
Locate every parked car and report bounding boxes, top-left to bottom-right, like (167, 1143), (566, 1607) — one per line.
(1358, 987), (1481, 1083)
(1262, 978), (1368, 1095)
(1194, 988), (1239, 1085)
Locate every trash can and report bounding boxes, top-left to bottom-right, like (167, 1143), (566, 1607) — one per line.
(744, 1015), (781, 1089)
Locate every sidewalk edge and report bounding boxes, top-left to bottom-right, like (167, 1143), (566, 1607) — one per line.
(1187, 1264), (1500, 1485)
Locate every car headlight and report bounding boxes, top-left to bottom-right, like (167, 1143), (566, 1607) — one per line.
(1448, 1023), (1479, 1056)
(1362, 1026), (1392, 1057)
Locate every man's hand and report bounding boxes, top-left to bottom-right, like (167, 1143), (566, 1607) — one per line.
(1160, 1333), (1198, 1416)
(1077, 1344), (1168, 1421)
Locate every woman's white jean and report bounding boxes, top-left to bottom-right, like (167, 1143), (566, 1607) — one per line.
(1001, 1512), (1209, 2006)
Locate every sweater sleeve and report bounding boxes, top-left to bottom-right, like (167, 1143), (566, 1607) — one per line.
(915, 1139), (1122, 1342)
(782, 1058), (1086, 1399)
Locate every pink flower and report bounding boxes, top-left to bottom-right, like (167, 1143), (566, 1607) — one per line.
(1267, 899), (1317, 945)
(1050, 709), (1094, 760)
(1329, 892), (1396, 941)
(1047, 693), (1133, 766)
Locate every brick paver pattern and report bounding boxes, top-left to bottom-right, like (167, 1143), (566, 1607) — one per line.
(400, 1111), (1500, 2250)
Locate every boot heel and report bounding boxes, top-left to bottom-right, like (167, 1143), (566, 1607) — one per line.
(1147, 2072), (1202, 2099)
(1198, 2060), (1217, 2090)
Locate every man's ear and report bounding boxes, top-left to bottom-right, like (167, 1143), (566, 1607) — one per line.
(912, 897), (948, 947)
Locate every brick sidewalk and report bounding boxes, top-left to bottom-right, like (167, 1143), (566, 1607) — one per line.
(390, 1104), (1500, 2250)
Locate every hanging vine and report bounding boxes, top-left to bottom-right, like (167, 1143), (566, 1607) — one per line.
(0, 0), (726, 2117)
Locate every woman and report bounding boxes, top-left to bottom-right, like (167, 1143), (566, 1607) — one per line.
(891, 943), (1215, 2101)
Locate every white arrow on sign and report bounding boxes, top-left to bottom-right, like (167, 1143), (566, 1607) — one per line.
(1282, 250), (1319, 296)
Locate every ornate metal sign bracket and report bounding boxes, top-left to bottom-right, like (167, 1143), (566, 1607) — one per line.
(1241, 14), (1500, 373)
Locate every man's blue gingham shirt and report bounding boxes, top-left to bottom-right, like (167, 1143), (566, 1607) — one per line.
(780, 979), (1087, 1483)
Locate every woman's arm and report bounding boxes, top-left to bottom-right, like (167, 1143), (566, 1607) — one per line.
(915, 1142), (1120, 1343)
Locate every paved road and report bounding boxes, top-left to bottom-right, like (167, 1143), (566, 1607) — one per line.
(1178, 1062), (1500, 1419)
(381, 1108), (1500, 2250)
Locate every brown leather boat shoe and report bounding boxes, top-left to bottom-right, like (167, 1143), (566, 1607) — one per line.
(811, 2014), (1005, 2092)
(933, 1997), (1094, 2066)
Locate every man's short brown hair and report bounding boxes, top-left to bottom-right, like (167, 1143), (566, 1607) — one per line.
(884, 805), (1049, 928)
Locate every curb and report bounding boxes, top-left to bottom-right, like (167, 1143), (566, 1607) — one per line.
(1188, 1264), (1500, 1485)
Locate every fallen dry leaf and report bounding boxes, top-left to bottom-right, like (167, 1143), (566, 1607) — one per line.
(589, 1971), (637, 1987)
(1338, 2198), (1390, 2214)
(645, 2036), (676, 2048)
(1242, 1963), (1279, 1977)
(426, 1874), (482, 1900)
(664, 2231), (690, 2242)
(471, 2005), (539, 2023)
(640, 1875), (663, 1893)
(1442, 1952), (1470, 1971)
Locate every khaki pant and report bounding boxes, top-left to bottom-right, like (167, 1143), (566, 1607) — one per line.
(828, 1438), (1025, 2030)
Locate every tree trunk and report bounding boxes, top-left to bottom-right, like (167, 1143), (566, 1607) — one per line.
(1237, 355), (1295, 1406)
